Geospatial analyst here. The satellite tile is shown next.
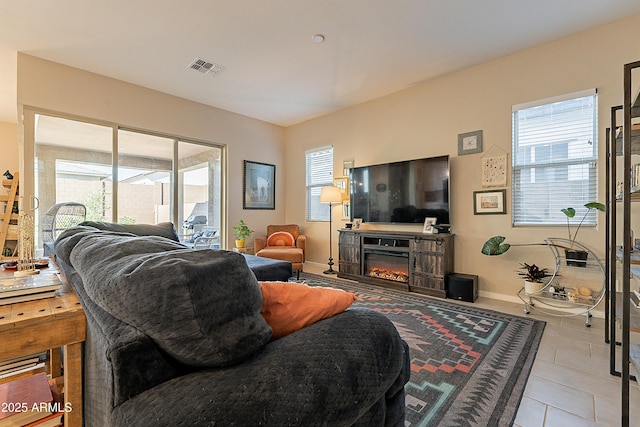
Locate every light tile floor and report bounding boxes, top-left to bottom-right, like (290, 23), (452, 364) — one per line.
(304, 264), (640, 426)
(478, 298), (640, 427)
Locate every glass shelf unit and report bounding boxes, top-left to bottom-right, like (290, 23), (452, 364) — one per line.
(517, 238), (605, 327)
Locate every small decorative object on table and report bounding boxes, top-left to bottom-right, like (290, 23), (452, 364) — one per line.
(548, 282), (566, 299)
(422, 217), (437, 234)
(15, 211), (39, 277)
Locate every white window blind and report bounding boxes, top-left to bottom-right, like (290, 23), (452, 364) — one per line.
(306, 146), (334, 221)
(512, 90), (597, 226)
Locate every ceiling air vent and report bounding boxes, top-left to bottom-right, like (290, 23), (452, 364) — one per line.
(188, 57), (224, 76)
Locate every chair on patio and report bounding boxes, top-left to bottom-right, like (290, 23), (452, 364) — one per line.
(255, 224), (305, 279)
(42, 202), (86, 256)
(193, 226), (219, 250)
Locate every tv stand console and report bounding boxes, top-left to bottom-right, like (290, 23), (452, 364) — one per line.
(338, 229), (454, 298)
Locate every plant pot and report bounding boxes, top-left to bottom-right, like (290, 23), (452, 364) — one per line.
(565, 249), (588, 267)
(524, 280), (544, 295)
(235, 239), (245, 249)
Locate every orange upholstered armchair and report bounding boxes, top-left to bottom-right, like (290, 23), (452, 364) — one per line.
(255, 224), (306, 279)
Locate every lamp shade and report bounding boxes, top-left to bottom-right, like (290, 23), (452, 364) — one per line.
(320, 186), (342, 204)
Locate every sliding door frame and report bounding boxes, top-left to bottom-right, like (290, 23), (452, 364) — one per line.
(20, 107), (227, 247)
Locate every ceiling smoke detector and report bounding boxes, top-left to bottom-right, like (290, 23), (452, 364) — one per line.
(188, 58), (225, 76)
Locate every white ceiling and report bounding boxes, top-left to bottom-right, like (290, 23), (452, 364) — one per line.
(1, 1), (640, 127)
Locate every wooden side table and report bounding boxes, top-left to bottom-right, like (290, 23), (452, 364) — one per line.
(233, 247), (254, 255)
(0, 265), (86, 427)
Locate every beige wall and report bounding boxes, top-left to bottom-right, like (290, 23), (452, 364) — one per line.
(16, 54), (286, 248)
(285, 13), (640, 302)
(0, 121), (18, 175)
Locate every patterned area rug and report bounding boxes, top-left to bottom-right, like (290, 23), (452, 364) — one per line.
(298, 273), (545, 427)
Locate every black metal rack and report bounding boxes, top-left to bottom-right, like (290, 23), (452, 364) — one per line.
(606, 59), (640, 427)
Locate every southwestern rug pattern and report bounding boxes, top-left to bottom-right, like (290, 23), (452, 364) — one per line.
(298, 273), (546, 427)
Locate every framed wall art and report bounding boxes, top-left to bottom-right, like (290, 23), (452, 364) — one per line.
(473, 189), (506, 215)
(243, 160), (275, 209)
(458, 130), (483, 155)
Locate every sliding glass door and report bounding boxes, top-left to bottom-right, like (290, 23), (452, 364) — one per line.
(177, 141), (221, 246)
(34, 115), (114, 249)
(117, 130), (174, 225)
(29, 111), (224, 251)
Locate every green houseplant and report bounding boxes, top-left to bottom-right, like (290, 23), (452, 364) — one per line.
(233, 219), (254, 248)
(561, 202), (605, 267)
(481, 201), (605, 259)
(518, 263), (552, 294)
(561, 202), (606, 247)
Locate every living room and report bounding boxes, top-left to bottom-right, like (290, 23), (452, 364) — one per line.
(2, 13), (640, 301)
(1, 3), (640, 426)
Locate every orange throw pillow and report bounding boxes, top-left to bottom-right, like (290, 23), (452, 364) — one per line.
(266, 231), (295, 247)
(259, 281), (357, 340)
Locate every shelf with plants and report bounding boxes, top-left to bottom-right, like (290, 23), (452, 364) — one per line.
(515, 238), (605, 327)
(482, 202), (605, 326)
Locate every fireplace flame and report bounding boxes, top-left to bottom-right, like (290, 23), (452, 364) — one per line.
(367, 267), (409, 283)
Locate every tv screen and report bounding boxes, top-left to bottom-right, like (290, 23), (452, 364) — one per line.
(350, 155), (450, 225)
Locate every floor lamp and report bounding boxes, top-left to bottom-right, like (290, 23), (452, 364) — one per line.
(320, 186), (342, 274)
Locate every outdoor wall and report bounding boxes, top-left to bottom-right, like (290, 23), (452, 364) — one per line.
(17, 54), (286, 248)
(285, 13), (640, 302)
(55, 178), (205, 226)
(0, 121), (18, 176)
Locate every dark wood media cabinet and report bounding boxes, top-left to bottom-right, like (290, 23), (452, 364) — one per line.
(338, 229), (454, 298)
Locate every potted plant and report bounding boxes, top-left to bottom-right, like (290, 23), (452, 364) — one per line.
(561, 202), (605, 267)
(233, 219), (254, 248)
(548, 282), (566, 299)
(518, 263), (552, 295)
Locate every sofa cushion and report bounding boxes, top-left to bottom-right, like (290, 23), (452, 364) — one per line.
(256, 247), (304, 265)
(259, 281), (357, 339)
(68, 233), (271, 368)
(266, 231), (295, 247)
(78, 221), (180, 242)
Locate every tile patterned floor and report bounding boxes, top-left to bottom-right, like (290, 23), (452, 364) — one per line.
(304, 264), (640, 426)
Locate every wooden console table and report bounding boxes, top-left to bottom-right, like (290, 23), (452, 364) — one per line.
(0, 264), (86, 427)
(338, 229), (454, 298)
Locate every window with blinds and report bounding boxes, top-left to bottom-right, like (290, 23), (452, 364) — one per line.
(306, 146), (334, 221)
(512, 90), (598, 226)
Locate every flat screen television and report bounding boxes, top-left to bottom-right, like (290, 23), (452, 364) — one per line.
(350, 155), (450, 225)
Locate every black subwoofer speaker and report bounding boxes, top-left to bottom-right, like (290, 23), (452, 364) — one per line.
(446, 273), (478, 302)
